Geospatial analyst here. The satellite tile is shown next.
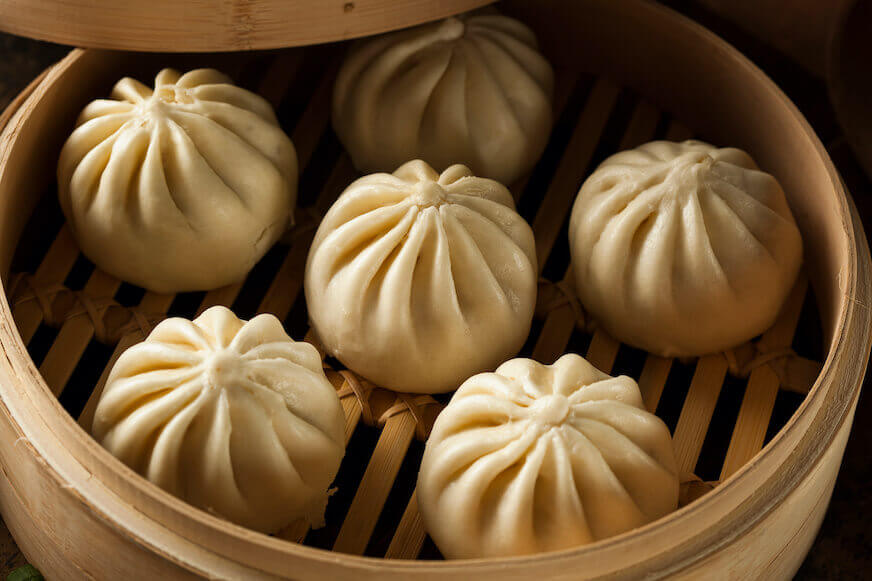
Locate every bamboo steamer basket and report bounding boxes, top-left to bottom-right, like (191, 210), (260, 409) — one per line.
(0, 0), (869, 578)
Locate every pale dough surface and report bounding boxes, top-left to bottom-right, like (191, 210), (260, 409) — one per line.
(92, 306), (345, 534)
(305, 160), (537, 394)
(332, 13), (554, 185)
(58, 68), (298, 293)
(569, 140), (803, 357)
(417, 353), (679, 559)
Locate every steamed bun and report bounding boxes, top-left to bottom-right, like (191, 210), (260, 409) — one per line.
(92, 306), (344, 533)
(58, 68), (298, 293)
(569, 140), (803, 357)
(332, 13), (554, 185)
(305, 160), (537, 394)
(417, 354), (679, 558)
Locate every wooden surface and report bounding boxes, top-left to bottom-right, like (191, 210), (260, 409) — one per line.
(0, 0), (494, 52)
(0, 0), (869, 578)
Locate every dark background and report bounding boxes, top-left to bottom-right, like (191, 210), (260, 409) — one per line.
(0, 1), (869, 578)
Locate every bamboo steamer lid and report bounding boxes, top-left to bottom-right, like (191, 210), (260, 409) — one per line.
(0, 0), (494, 51)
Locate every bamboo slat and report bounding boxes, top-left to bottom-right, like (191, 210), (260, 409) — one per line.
(509, 70), (579, 202)
(76, 292), (176, 430)
(531, 78), (620, 268)
(39, 269), (120, 394)
(719, 275), (809, 479)
(196, 284), (243, 317)
(289, 61), (339, 171)
(638, 356), (672, 413)
(336, 382), (365, 447)
(530, 275), (580, 364)
(673, 354), (729, 475)
(255, 52), (306, 111)
(314, 155), (359, 217)
(255, 239), (310, 319)
(384, 490), (426, 560)
(11, 226), (77, 343)
(585, 332), (620, 374)
(283, 346), (441, 551)
(333, 413), (417, 555)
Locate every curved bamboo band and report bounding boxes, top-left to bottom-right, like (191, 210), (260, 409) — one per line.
(724, 346), (800, 378)
(378, 393), (441, 440)
(337, 370), (376, 426)
(10, 274), (163, 343)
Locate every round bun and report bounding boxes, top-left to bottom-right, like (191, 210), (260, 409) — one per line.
(569, 140), (803, 357)
(305, 160), (537, 394)
(92, 306), (344, 534)
(58, 68), (298, 293)
(417, 353), (679, 559)
(332, 13), (554, 185)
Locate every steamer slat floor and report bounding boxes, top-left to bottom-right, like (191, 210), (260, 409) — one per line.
(2, 45), (824, 561)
